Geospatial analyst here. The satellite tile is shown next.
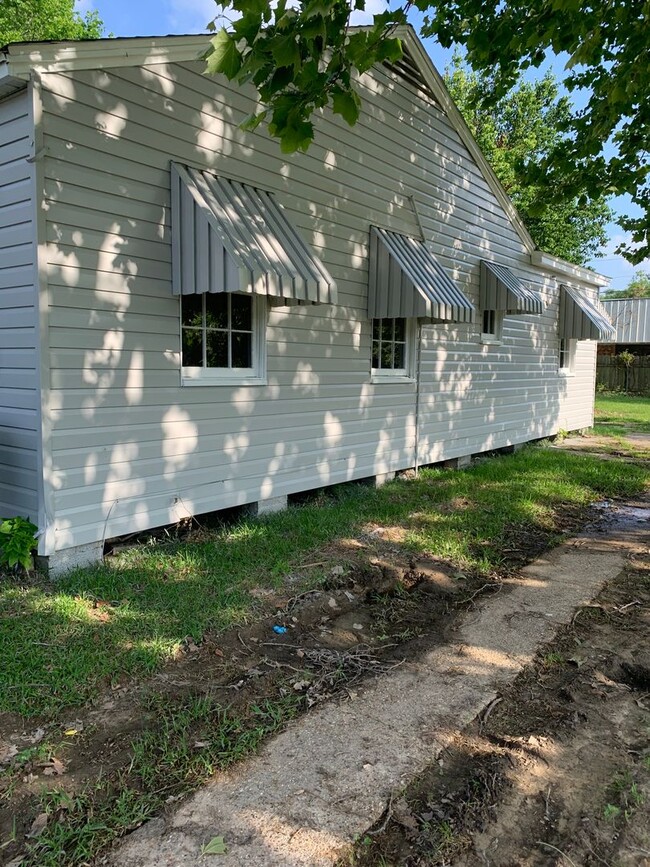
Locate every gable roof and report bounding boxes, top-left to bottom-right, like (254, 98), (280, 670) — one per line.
(0, 26), (608, 289)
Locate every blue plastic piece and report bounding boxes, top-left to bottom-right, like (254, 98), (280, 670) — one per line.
(273, 625), (288, 634)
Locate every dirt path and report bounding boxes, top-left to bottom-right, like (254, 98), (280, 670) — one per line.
(103, 499), (649, 867)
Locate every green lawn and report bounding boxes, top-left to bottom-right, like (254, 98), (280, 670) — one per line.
(1, 446), (647, 718)
(594, 393), (650, 437)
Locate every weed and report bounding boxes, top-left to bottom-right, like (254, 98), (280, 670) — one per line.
(603, 803), (621, 822)
(542, 652), (565, 668)
(23, 693), (301, 867)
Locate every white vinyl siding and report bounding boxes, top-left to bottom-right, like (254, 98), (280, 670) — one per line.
(36, 58), (598, 550)
(0, 90), (40, 521)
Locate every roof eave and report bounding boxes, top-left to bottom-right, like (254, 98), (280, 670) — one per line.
(2, 34), (213, 75)
(530, 251), (609, 288)
(0, 55), (28, 98)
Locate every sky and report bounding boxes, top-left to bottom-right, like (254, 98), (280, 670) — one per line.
(77, 0), (648, 293)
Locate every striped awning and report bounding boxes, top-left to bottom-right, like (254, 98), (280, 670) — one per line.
(368, 227), (474, 322)
(171, 163), (336, 304)
(560, 285), (616, 341)
(480, 260), (543, 315)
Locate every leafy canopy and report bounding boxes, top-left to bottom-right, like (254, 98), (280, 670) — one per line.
(602, 271), (650, 300)
(205, 0), (649, 264)
(0, 0), (104, 44)
(445, 58), (612, 266)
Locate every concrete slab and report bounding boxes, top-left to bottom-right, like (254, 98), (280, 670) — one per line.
(107, 501), (649, 867)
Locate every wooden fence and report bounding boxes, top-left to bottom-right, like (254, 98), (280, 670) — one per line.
(596, 355), (650, 393)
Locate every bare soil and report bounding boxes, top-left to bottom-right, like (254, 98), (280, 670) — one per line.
(0, 500), (646, 866)
(348, 546), (650, 867)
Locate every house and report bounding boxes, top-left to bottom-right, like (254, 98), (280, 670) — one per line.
(0, 26), (615, 575)
(598, 298), (650, 357)
(597, 297), (650, 391)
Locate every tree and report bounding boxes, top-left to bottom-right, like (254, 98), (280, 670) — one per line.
(205, 0), (649, 264)
(0, 0), (104, 44)
(444, 59), (612, 265)
(601, 271), (650, 300)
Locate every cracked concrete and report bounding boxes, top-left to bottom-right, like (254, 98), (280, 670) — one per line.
(107, 499), (649, 867)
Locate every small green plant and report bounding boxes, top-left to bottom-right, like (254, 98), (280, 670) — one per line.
(0, 516), (38, 571)
(603, 803), (621, 822)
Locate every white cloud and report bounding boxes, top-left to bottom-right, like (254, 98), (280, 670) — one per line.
(589, 231), (650, 290)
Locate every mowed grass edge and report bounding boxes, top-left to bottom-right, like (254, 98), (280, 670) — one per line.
(1, 445), (647, 719)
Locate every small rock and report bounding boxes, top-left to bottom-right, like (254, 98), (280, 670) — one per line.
(330, 565), (345, 576)
(328, 598), (339, 609)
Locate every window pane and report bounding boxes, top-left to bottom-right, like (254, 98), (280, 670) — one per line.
(182, 295), (203, 328)
(483, 309), (494, 334)
(372, 340), (380, 369)
(231, 294), (253, 331)
(182, 328), (203, 367)
(394, 342), (405, 369)
(381, 341), (394, 369)
(381, 319), (394, 343)
(206, 330), (228, 368)
(232, 332), (252, 368)
(372, 319), (380, 341)
(205, 293), (228, 330)
(394, 318), (406, 341)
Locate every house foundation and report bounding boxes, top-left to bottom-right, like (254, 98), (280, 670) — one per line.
(38, 541), (104, 579)
(250, 495), (288, 516)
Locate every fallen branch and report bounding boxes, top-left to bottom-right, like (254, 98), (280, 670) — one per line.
(536, 841), (578, 866)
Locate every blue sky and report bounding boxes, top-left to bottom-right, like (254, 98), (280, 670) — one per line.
(79, 0), (647, 292)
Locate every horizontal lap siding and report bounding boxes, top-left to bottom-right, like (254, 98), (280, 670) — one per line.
(40, 60), (593, 550)
(0, 91), (40, 520)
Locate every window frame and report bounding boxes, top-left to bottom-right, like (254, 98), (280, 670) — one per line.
(180, 293), (267, 387)
(558, 336), (576, 375)
(480, 308), (504, 345)
(370, 317), (416, 382)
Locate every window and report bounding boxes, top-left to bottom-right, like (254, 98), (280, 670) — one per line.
(481, 309), (503, 343)
(558, 337), (575, 373)
(181, 293), (266, 385)
(371, 318), (413, 378)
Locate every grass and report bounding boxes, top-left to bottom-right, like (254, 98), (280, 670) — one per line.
(22, 694), (301, 867)
(1, 446), (648, 719)
(594, 393), (650, 437)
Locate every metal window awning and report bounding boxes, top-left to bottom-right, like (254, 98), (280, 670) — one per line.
(480, 260), (543, 315)
(560, 285), (615, 340)
(368, 227), (474, 322)
(171, 163), (336, 304)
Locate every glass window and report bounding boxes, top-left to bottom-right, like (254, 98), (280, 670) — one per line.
(559, 338), (575, 372)
(182, 293), (259, 378)
(371, 318), (409, 374)
(481, 309), (503, 342)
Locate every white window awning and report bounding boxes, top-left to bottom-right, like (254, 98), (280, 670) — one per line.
(368, 227), (474, 322)
(171, 163), (336, 304)
(480, 260), (543, 315)
(560, 285), (615, 340)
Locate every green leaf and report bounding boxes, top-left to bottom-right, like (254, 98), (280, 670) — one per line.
(276, 118), (315, 153)
(201, 836), (228, 856)
(270, 34), (301, 71)
(205, 30), (242, 80)
(240, 110), (268, 132)
(332, 89), (361, 125)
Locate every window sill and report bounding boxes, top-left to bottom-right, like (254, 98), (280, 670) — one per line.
(181, 372), (267, 387)
(558, 369), (575, 378)
(480, 335), (502, 346)
(370, 374), (415, 384)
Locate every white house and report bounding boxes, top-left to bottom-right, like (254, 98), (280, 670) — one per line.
(0, 26), (614, 575)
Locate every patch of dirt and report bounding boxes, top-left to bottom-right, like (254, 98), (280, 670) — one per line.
(0, 500), (643, 866)
(0, 550), (493, 865)
(348, 548), (650, 866)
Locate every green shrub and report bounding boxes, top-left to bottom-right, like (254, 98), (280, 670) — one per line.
(0, 516), (38, 571)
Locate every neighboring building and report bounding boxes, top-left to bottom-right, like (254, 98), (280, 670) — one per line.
(598, 298), (650, 356)
(0, 26), (614, 575)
